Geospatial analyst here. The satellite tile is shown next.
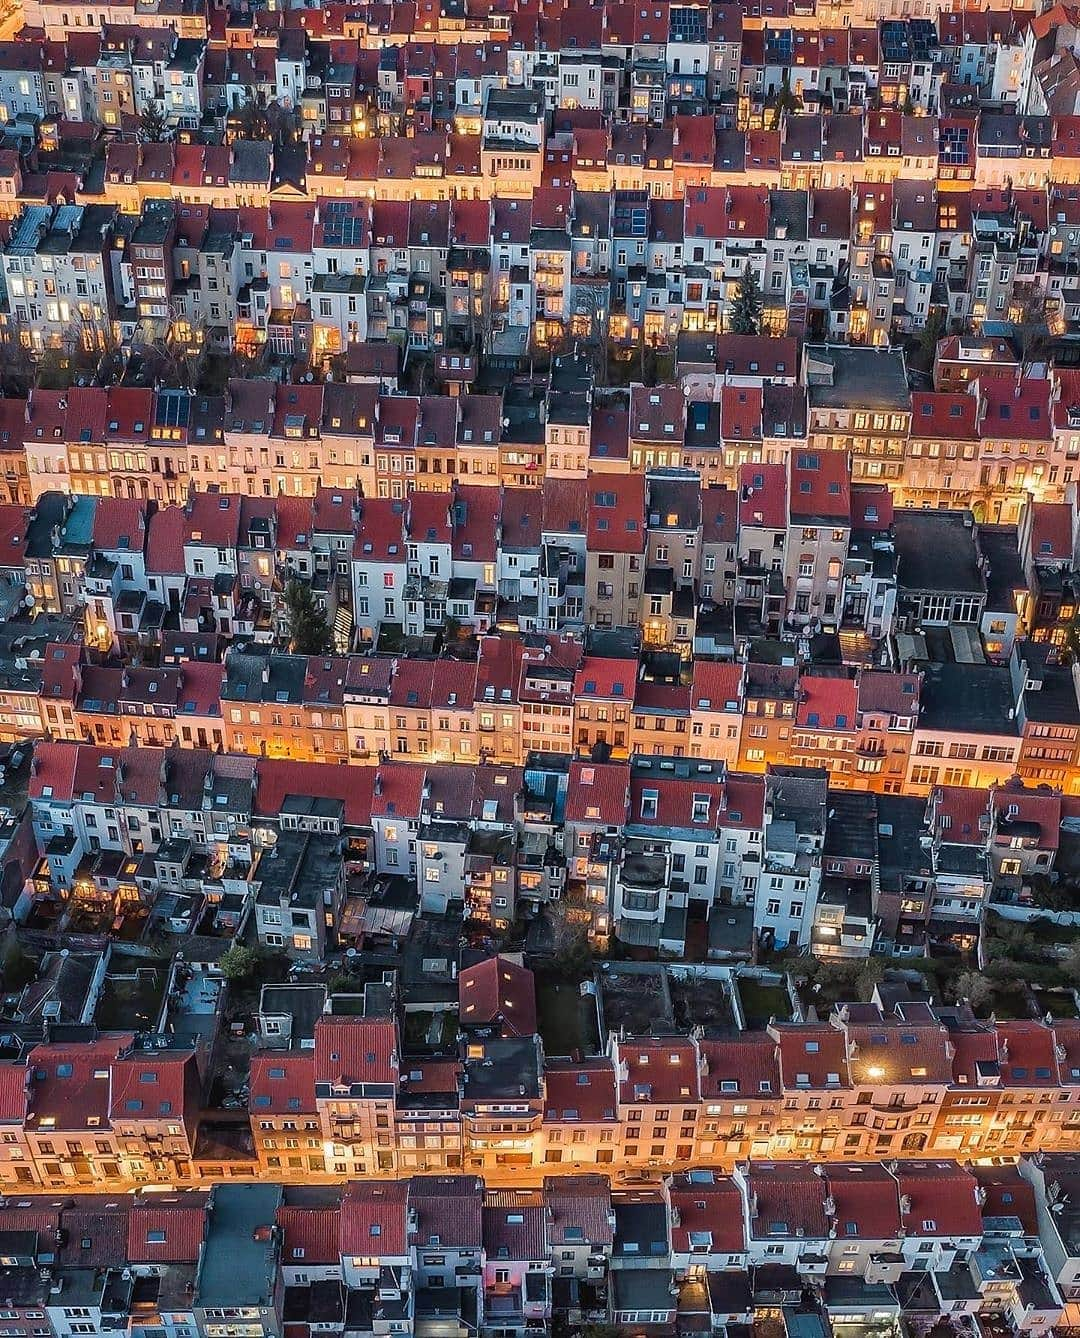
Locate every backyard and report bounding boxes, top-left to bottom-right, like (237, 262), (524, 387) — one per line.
(669, 971), (735, 1033)
(536, 980), (601, 1057)
(403, 1008), (459, 1050)
(737, 975), (793, 1028)
(95, 958), (168, 1031)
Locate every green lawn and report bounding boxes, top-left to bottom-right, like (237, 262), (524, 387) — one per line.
(982, 984), (1030, 1021)
(738, 977), (792, 1027)
(1033, 989), (1078, 1019)
(537, 981), (600, 1057)
(403, 1009), (458, 1048)
(95, 967), (166, 1031)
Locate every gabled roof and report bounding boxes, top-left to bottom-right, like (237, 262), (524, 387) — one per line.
(824, 1164), (901, 1240)
(340, 1181), (409, 1257)
(543, 1059), (618, 1122)
(128, 1197), (209, 1264)
(250, 1053), (316, 1115)
(458, 956), (537, 1038)
(893, 1161), (982, 1238)
(313, 1016), (397, 1088)
(668, 1171), (745, 1254)
(408, 1175), (484, 1248)
(745, 1162), (829, 1240)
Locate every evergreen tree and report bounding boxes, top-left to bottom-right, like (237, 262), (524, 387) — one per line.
(284, 579), (333, 655)
(218, 944), (258, 982)
(729, 261), (764, 335)
(139, 102), (168, 142)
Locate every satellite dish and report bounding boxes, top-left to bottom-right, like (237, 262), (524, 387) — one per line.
(23, 595), (34, 608)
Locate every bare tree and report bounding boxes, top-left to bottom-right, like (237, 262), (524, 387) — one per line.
(1011, 282), (1053, 378)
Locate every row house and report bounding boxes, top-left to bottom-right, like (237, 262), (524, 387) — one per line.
(5, 1000), (1080, 1192)
(0, 1162), (1069, 1338)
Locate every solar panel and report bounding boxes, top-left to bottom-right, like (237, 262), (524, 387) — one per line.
(155, 390), (190, 429)
(670, 6), (707, 42)
(323, 200), (366, 248)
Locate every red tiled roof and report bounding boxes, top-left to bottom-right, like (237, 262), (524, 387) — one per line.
(586, 474), (645, 553)
(276, 1191), (342, 1265)
(723, 775), (766, 829)
(692, 662), (743, 712)
(574, 656), (635, 701)
(92, 497), (147, 552)
(979, 377), (1052, 442)
(0, 1062), (28, 1121)
(932, 786), (990, 844)
(948, 1022), (999, 1086)
(840, 1017), (954, 1086)
(408, 1175), (484, 1248)
(701, 485), (737, 544)
(543, 1174), (614, 1245)
(459, 956), (537, 1038)
(788, 448), (850, 523)
(353, 497), (407, 561)
(483, 1190), (548, 1262)
(1031, 502), (1073, 562)
(856, 670), (920, 718)
(250, 1053), (317, 1115)
(739, 462), (786, 529)
(617, 1038), (700, 1105)
(58, 1202), (129, 1267)
(543, 1059), (618, 1122)
(714, 334), (797, 379)
(110, 1050), (193, 1121)
(970, 1165), (1039, 1234)
(894, 1161), (982, 1238)
(910, 391), (980, 440)
(27, 1035), (129, 1132)
(275, 495), (316, 550)
(1053, 1019), (1080, 1085)
(128, 1198), (209, 1264)
(996, 1021), (1061, 1086)
(851, 483), (893, 531)
(722, 385), (765, 446)
(629, 774), (723, 830)
(178, 661), (226, 717)
(772, 1024), (851, 1090)
(669, 1172), (745, 1253)
(29, 739), (80, 801)
(146, 504), (186, 573)
(992, 785), (1061, 849)
(185, 491), (242, 549)
(797, 675), (857, 732)
(313, 1016), (398, 1087)
(824, 1164), (902, 1240)
(0, 503), (28, 564)
(565, 760), (629, 826)
(699, 1035), (779, 1098)
(255, 758), (375, 829)
(745, 1162), (829, 1240)
(341, 1181), (409, 1257)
